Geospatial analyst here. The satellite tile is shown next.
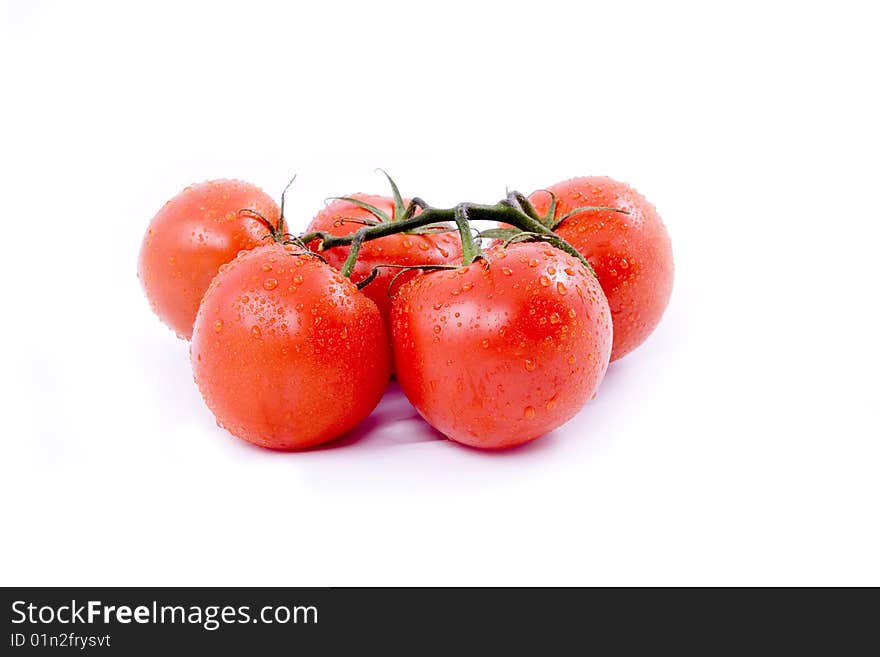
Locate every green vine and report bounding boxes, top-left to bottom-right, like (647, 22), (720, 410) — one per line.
(256, 173), (631, 283)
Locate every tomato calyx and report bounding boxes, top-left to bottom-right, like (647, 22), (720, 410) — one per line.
(323, 196), (389, 226)
(237, 175), (330, 264)
(238, 174), (298, 243)
(327, 171), (455, 237)
(524, 188), (630, 230)
(486, 189), (629, 238)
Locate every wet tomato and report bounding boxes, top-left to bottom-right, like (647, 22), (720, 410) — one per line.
(139, 179), (279, 339)
(529, 177), (673, 361)
(390, 242), (612, 449)
(191, 243), (391, 450)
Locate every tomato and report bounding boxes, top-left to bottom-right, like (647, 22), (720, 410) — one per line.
(138, 179), (280, 339)
(306, 194), (461, 321)
(191, 243), (391, 450)
(528, 177), (673, 361)
(390, 242), (612, 449)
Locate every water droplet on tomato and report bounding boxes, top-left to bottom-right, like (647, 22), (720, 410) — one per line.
(523, 406), (536, 419)
(433, 325), (441, 334)
(557, 282), (568, 295)
(539, 276), (551, 287)
(251, 325), (262, 339)
(462, 282), (473, 291)
(263, 278), (278, 290)
(524, 358), (536, 371)
(481, 339), (489, 348)
(549, 312), (560, 324)
(502, 267), (513, 276)
(262, 263), (272, 272)
(402, 238), (413, 249)
(213, 319), (223, 333)
(433, 301), (443, 310)
(547, 265), (556, 275)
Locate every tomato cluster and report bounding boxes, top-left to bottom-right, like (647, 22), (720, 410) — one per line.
(139, 174), (672, 450)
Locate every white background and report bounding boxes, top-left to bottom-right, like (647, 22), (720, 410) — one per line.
(1, 1), (878, 586)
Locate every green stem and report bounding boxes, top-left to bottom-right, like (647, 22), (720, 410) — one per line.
(300, 208), (456, 248)
(301, 200), (593, 273)
(453, 205), (483, 266)
(340, 229), (367, 277)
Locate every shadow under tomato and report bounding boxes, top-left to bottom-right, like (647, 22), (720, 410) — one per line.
(601, 355), (637, 386)
(296, 380), (573, 456)
(267, 381), (445, 454)
(214, 375), (588, 456)
(446, 428), (563, 457)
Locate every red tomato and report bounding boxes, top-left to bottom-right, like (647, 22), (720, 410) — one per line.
(391, 242), (612, 449)
(191, 243), (391, 450)
(138, 179), (280, 339)
(529, 177), (673, 361)
(306, 194), (461, 321)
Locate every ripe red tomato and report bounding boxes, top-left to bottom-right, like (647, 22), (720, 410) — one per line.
(529, 177), (673, 361)
(138, 179), (280, 339)
(191, 243), (391, 450)
(390, 242), (612, 449)
(306, 194), (461, 321)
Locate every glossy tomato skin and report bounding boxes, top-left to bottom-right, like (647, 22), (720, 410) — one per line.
(529, 177), (673, 361)
(138, 179), (279, 339)
(391, 243), (612, 449)
(306, 194), (461, 321)
(191, 243), (391, 450)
